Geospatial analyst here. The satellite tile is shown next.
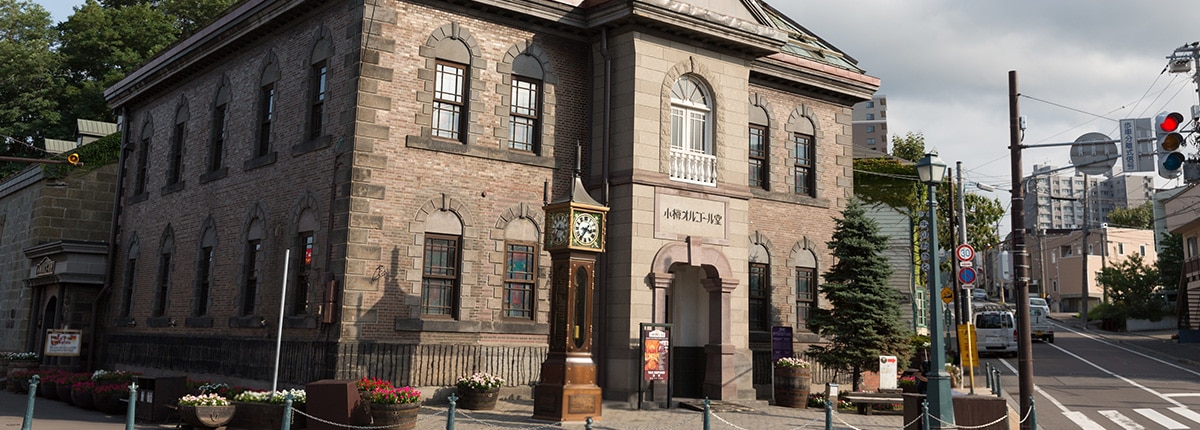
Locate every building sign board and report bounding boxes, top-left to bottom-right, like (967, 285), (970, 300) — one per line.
(45, 329), (82, 357)
(655, 192), (728, 241)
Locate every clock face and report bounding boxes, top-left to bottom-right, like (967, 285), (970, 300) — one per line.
(573, 212), (599, 246)
(548, 212), (570, 245)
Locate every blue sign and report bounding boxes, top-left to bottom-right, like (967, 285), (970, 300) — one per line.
(958, 267), (977, 284)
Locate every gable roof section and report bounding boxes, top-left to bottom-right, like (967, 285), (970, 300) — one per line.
(757, 1), (864, 74)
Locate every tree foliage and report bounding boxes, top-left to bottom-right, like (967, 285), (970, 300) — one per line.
(1106, 201), (1153, 230)
(806, 200), (913, 391)
(0, 0), (61, 176)
(0, 0), (232, 178)
(891, 131), (924, 162)
(1158, 232), (1184, 289)
(1093, 253), (1167, 322)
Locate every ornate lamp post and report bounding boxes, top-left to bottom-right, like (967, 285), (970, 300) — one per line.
(917, 151), (954, 428)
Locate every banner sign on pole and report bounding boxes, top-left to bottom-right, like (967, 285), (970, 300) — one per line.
(771, 326), (795, 362)
(642, 325), (671, 381)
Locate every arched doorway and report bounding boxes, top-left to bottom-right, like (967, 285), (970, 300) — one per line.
(649, 237), (739, 400)
(38, 295), (58, 355)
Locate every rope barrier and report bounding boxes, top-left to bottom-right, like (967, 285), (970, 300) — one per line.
(830, 411), (864, 430)
(707, 411), (750, 430)
(902, 412), (925, 429)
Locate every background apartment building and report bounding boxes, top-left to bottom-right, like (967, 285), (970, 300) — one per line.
(852, 95), (887, 153)
(1023, 164), (1155, 231)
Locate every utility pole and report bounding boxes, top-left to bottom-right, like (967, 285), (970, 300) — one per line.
(949, 167), (962, 325)
(1008, 70), (1035, 430)
(957, 161), (969, 319)
(1081, 176), (1089, 327)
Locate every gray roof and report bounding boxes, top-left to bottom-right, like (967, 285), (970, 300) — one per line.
(77, 119), (117, 138)
(44, 139), (75, 155)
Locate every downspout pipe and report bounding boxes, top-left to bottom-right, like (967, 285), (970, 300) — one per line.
(596, 25), (612, 391)
(91, 107), (130, 371)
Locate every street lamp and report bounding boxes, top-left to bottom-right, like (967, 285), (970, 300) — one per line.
(916, 151), (955, 428)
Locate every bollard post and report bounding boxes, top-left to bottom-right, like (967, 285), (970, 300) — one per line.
(21, 374), (39, 430)
(824, 397), (833, 430)
(921, 400), (930, 430)
(585, 417), (593, 430)
(1029, 395), (1037, 429)
(282, 392), (293, 430)
(993, 369), (1002, 398)
(984, 363), (992, 389)
(703, 397), (711, 430)
(447, 393), (457, 430)
(125, 381), (138, 430)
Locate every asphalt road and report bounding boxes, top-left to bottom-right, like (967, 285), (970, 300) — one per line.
(985, 321), (1200, 429)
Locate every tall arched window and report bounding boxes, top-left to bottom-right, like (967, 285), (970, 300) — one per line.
(669, 76), (715, 186)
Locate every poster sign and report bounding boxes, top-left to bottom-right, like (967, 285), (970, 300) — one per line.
(642, 325), (670, 381)
(771, 326), (794, 362)
(45, 329), (82, 357)
(878, 356), (898, 390)
(957, 324), (978, 368)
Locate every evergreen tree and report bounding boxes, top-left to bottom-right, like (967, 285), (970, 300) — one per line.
(806, 200), (913, 390)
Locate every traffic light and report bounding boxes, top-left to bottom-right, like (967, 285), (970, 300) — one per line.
(67, 153), (81, 166)
(1154, 112), (1185, 179)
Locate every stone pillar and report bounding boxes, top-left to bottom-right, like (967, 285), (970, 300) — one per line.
(702, 277), (738, 400)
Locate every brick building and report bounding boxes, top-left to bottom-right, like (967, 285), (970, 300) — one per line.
(100, 0), (877, 401)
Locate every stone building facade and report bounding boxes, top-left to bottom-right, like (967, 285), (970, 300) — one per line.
(101, 0), (877, 401)
(0, 128), (118, 364)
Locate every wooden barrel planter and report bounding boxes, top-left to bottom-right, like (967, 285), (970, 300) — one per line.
(56, 381), (73, 404)
(456, 387), (499, 410)
(369, 402), (419, 430)
(773, 366), (812, 408)
(70, 385), (95, 410)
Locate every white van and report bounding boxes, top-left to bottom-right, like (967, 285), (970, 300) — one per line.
(975, 310), (1017, 357)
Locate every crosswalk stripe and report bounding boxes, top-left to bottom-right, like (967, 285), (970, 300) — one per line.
(1171, 407), (1200, 424)
(1066, 411), (1109, 430)
(1135, 408), (1189, 429)
(1100, 410), (1146, 429)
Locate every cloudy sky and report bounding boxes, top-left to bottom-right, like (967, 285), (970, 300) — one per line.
(42, 0), (1200, 226)
(774, 1), (1200, 193)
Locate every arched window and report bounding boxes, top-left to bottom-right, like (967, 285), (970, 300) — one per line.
(669, 76), (715, 186)
(670, 76), (711, 154)
(509, 54), (543, 153)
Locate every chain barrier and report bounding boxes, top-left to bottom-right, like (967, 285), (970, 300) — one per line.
(783, 413), (824, 429)
(830, 412), (864, 430)
(707, 411), (750, 430)
(902, 412), (924, 429)
(591, 410), (702, 430)
(289, 407), (414, 430)
(453, 409), (566, 430)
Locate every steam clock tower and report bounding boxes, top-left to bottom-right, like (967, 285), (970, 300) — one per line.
(532, 173), (608, 422)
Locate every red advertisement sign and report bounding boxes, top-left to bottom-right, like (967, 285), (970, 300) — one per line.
(642, 327), (670, 381)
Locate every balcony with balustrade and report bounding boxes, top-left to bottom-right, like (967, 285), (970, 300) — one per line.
(669, 148), (717, 187)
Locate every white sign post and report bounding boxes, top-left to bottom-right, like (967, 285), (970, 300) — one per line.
(879, 356), (898, 390)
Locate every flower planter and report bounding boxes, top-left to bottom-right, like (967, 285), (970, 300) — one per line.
(57, 382), (74, 404)
(456, 387), (499, 410)
(93, 391), (129, 415)
(180, 405), (236, 429)
(71, 387), (95, 410)
(369, 402), (419, 430)
(773, 366), (811, 408)
(40, 380), (59, 400)
(230, 401), (306, 430)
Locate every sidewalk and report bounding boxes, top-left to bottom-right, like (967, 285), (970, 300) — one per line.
(1050, 312), (1200, 369)
(1, 388), (906, 430)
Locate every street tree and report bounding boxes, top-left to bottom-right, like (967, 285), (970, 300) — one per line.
(0, 0), (61, 177)
(1107, 202), (1153, 230)
(1093, 253), (1166, 324)
(807, 200), (913, 391)
(1158, 232), (1184, 290)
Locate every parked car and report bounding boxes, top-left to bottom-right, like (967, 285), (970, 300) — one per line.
(1028, 297), (1053, 343)
(972, 288), (987, 301)
(975, 309), (1017, 357)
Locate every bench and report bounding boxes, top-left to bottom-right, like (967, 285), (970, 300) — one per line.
(841, 392), (904, 415)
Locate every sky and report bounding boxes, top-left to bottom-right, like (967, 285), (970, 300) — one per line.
(39, 0), (1200, 230)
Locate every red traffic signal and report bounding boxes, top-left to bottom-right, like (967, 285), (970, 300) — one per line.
(1157, 111), (1184, 132)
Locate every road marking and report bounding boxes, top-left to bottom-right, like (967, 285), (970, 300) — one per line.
(1165, 394), (1200, 398)
(1170, 407), (1200, 424)
(1135, 408), (1188, 429)
(1052, 321), (1200, 379)
(1046, 340), (1186, 408)
(1099, 410), (1145, 429)
(1065, 411), (1108, 429)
